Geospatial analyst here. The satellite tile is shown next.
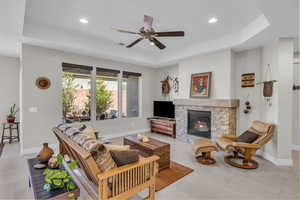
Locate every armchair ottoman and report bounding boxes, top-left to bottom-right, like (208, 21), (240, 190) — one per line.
(193, 138), (218, 165)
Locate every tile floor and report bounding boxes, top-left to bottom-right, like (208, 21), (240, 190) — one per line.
(0, 133), (299, 200)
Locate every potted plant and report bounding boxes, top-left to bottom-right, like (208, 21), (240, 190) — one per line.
(7, 104), (19, 123)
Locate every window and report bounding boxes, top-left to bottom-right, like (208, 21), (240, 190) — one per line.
(62, 63), (92, 122)
(122, 71), (141, 118)
(62, 63), (141, 122)
(96, 68), (120, 120)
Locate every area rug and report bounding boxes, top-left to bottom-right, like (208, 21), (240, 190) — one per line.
(155, 161), (193, 192)
(0, 143), (4, 158)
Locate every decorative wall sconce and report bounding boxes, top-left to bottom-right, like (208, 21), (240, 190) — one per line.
(256, 64), (278, 106)
(36, 77), (51, 90)
(293, 85), (300, 90)
(243, 101), (252, 114)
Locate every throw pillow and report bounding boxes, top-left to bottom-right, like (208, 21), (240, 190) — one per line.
(92, 146), (117, 172)
(104, 144), (130, 151)
(72, 134), (92, 146)
(65, 127), (80, 138)
(110, 150), (139, 167)
(82, 125), (97, 139)
(82, 139), (101, 152)
(236, 131), (259, 143)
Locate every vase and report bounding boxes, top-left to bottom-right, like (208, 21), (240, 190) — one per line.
(7, 117), (15, 123)
(38, 143), (54, 163)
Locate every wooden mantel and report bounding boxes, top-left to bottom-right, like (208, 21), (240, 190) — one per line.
(173, 98), (240, 108)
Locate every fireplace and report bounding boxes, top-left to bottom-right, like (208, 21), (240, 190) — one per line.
(187, 110), (211, 139)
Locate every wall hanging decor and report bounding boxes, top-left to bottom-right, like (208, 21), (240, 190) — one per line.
(190, 72), (212, 98)
(36, 77), (51, 90)
(293, 85), (300, 90)
(172, 77), (179, 93)
(161, 76), (171, 96)
(243, 101), (252, 114)
(241, 73), (255, 87)
(256, 64), (277, 106)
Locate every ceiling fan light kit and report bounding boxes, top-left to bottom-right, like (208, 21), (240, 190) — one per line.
(115, 15), (185, 50)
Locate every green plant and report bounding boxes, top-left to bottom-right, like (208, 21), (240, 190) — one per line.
(7, 104), (19, 118)
(95, 79), (113, 115)
(62, 72), (78, 117)
(43, 154), (78, 199)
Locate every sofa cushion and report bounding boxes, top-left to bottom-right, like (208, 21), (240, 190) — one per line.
(236, 131), (259, 143)
(92, 146), (117, 172)
(110, 150), (139, 167)
(104, 144), (130, 151)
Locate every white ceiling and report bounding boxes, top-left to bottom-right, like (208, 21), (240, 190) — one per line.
(0, 0), (298, 67)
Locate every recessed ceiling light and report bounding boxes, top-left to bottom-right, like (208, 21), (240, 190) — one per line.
(79, 18), (89, 24)
(150, 41), (155, 46)
(208, 17), (218, 24)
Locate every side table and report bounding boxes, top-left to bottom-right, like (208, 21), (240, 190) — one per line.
(1, 122), (20, 144)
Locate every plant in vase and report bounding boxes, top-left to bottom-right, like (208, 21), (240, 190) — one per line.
(43, 154), (78, 199)
(7, 104), (19, 123)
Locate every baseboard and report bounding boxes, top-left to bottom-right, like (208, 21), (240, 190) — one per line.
(102, 128), (151, 140)
(20, 128), (150, 155)
(21, 143), (59, 156)
(291, 145), (300, 151)
(260, 151), (293, 166)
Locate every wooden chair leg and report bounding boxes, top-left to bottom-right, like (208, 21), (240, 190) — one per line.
(148, 182), (155, 200)
(224, 149), (259, 169)
(9, 125), (12, 144)
(1, 125), (5, 144)
(196, 152), (216, 165)
(17, 124), (20, 142)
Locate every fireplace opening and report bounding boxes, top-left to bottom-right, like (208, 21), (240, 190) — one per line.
(187, 110), (211, 138)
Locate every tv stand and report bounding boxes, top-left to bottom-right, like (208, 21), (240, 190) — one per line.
(148, 117), (176, 138)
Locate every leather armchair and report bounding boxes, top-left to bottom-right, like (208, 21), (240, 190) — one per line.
(216, 120), (276, 169)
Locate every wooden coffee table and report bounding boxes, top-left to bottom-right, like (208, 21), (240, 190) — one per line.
(124, 135), (170, 171)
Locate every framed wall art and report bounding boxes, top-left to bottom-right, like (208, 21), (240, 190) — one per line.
(241, 73), (255, 87)
(190, 72), (212, 98)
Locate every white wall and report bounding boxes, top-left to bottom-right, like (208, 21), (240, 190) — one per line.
(261, 40), (279, 158)
(178, 49), (234, 99)
(276, 39), (294, 160)
(233, 40), (295, 164)
(20, 44), (156, 153)
(293, 53), (300, 146)
(260, 39), (294, 163)
(0, 56), (19, 123)
(233, 48), (262, 134)
(154, 64), (179, 101)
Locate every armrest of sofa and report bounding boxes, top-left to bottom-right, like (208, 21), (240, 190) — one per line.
(97, 155), (159, 200)
(232, 142), (260, 149)
(97, 155), (159, 180)
(220, 133), (238, 140)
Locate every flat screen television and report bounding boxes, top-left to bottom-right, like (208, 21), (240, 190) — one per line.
(153, 101), (175, 119)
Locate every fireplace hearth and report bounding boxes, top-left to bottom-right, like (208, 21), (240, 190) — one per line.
(188, 110), (211, 138)
(174, 98), (239, 143)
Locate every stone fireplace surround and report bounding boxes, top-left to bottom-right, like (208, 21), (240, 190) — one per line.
(174, 99), (239, 143)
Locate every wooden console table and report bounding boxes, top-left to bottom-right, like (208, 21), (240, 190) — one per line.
(148, 118), (176, 138)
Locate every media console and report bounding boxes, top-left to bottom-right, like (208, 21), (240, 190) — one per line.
(148, 117), (176, 138)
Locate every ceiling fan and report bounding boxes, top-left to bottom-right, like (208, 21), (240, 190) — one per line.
(115, 15), (184, 50)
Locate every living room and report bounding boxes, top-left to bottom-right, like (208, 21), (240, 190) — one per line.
(0, 0), (299, 199)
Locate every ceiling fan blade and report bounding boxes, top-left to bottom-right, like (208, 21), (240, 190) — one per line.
(126, 38), (143, 48)
(150, 37), (166, 50)
(114, 29), (139, 34)
(144, 15), (153, 31)
(154, 31), (185, 37)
